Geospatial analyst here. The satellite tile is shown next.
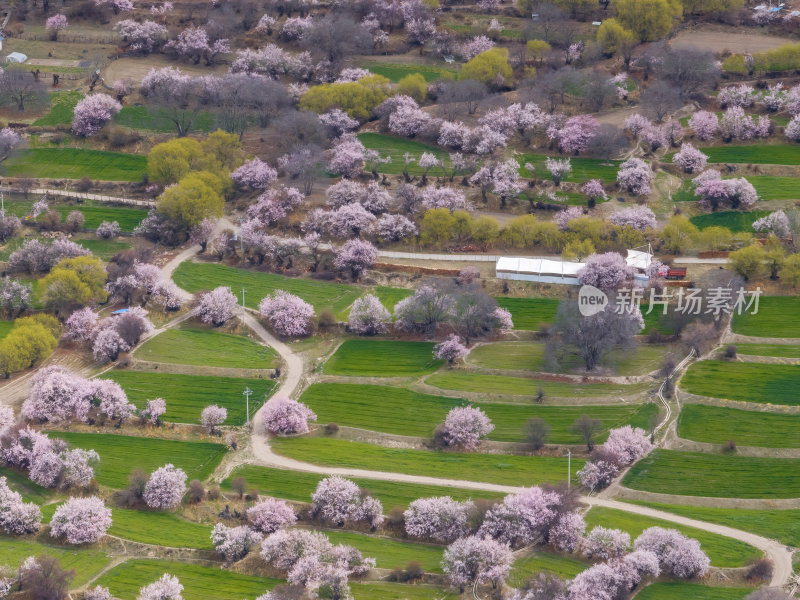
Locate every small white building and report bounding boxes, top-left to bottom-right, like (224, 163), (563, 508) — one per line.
(496, 249), (653, 286)
(5, 52), (28, 64)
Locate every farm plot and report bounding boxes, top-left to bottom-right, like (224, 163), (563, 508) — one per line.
(427, 371), (651, 398)
(74, 237), (134, 260)
(519, 154), (621, 182)
(134, 327), (277, 369)
(300, 383), (658, 444)
(702, 145), (800, 165)
(172, 262), (361, 315)
(323, 530), (444, 572)
(1, 148), (147, 181)
(324, 340), (442, 376)
(677, 404), (800, 448)
(55, 202), (148, 232)
(31, 91), (84, 126)
(735, 343), (800, 358)
(270, 437), (584, 487)
(374, 286), (412, 311)
(732, 296), (800, 337)
(493, 298), (559, 330)
(622, 450), (800, 498)
(358, 61), (458, 82)
(100, 371), (275, 425)
(680, 360), (800, 406)
(689, 210), (770, 233)
(53, 432), (227, 489)
(0, 538), (111, 587)
(630, 501), (800, 548)
(114, 105), (217, 133)
(222, 465), (501, 509)
(635, 583), (751, 600)
(357, 133), (449, 175)
(746, 175), (800, 200)
(584, 507), (759, 567)
(0, 466), (54, 503)
(509, 551), (589, 585)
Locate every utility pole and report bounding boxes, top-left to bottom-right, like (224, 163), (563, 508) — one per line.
(243, 387), (253, 426)
(241, 288), (246, 324)
(567, 449), (571, 489)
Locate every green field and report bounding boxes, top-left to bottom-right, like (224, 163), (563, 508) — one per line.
(469, 341), (668, 376)
(100, 371), (275, 425)
(623, 449), (800, 498)
(630, 501), (800, 548)
(681, 360), (800, 406)
(222, 465), (501, 509)
(427, 371), (650, 398)
(584, 507), (759, 567)
(735, 343), (800, 358)
(0, 466), (54, 504)
(135, 327), (277, 369)
(509, 551), (589, 585)
(703, 144), (800, 166)
(324, 340), (442, 376)
(358, 133), (449, 176)
(358, 61), (457, 82)
(172, 261), (361, 315)
(747, 175), (800, 200)
(374, 286), (413, 311)
(271, 437), (582, 487)
(75, 237), (133, 260)
(0, 197), (145, 232)
(324, 530), (443, 572)
(689, 210), (770, 232)
(635, 583), (751, 600)
(732, 296), (800, 337)
(115, 105), (217, 133)
(1, 148), (147, 181)
(300, 383), (657, 444)
(519, 154), (621, 183)
(54, 432), (227, 489)
(32, 90), (83, 126)
(678, 404), (800, 448)
(0, 538), (111, 587)
(493, 297), (559, 330)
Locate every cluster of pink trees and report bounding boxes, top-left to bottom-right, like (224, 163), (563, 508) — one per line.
(231, 158), (278, 190)
(421, 186), (471, 212)
(753, 210), (791, 238)
(105, 261), (181, 311)
(0, 277), (31, 317)
(8, 238), (89, 274)
(258, 290), (315, 337)
(45, 14), (68, 39)
(97, 220), (121, 239)
(143, 398), (167, 426)
(624, 114), (682, 152)
(0, 476), (42, 535)
(442, 535), (513, 591)
(404, 496), (472, 543)
(211, 523), (263, 562)
(718, 107), (770, 142)
(672, 143), (708, 173)
(564, 548), (661, 600)
(334, 239), (377, 280)
(581, 526), (631, 560)
(114, 19), (169, 54)
(578, 426), (652, 490)
(262, 396), (317, 435)
(581, 180), (607, 205)
(549, 115), (599, 154)
(555, 206), (585, 231)
(692, 170), (758, 211)
(347, 294), (390, 335)
(311, 475), (384, 528)
(136, 573), (183, 600)
(616, 158), (653, 197)
(436, 406), (493, 450)
(718, 84), (755, 108)
(143, 464), (187, 510)
(72, 94), (122, 137)
(88, 307), (154, 363)
(633, 527), (710, 578)
(434, 334), (469, 366)
(49, 496), (111, 544)
(197, 286), (238, 327)
(577, 252), (636, 290)
(247, 497), (297, 534)
(165, 26), (229, 65)
(688, 111), (718, 141)
(608, 206), (657, 232)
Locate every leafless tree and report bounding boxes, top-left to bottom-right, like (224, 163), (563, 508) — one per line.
(641, 80), (682, 122)
(302, 13), (372, 65)
(269, 110), (326, 155)
(436, 79), (487, 119)
(680, 320), (719, 354)
(569, 415), (602, 451)
(587, 124), (628, 163)
(658, 46), (719, 99)
(524, 418), (551, 450)
(19, 555), (75, 600)
(581, 71), (616, 112)
(0, 69), (48, 112)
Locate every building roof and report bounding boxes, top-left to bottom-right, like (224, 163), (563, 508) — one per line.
(496, 256), (583, 277)
(6, 52), (27, 63)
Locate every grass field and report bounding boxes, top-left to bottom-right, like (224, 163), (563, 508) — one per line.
(468, 341), (668, 376)
(689, 210), (770, 232)
(324, 530), (443, 572)
(0, 538), (111, 587)
(271, 437), (583, 486)
(32, 91), (84, 126)
(681, 360), (800, 406)
(59, 203), (147, 231)
(584, 507), (759, 567)
(300, 383), (657, 444)
(493, 297), (559, 330)
(324, 340), (442, 376)
(747, 175), (800, 200)
(732, 296), (800, 337)
(76, 237), (133, 260)
(115, 106), (217, 133)
(678, 404), (800, 448)
(519, 154), (621, 183)
(1, 148), (147, 181)
(427, 371), (650, 398)
(735, 343), (800, 358)
(358, 61), (457, 82)
(509, 551), (588, 585)
(374, 286), (412, 311)
(635, 583), (751, 600)
(0, 466), (54, 504)
(358, 133), (449, 175)
(623, 450), (800, 498)
(222, 465), (501, 509)
(630, 501), (800, 548)
(703, 145), (800, 166)
(100, 371), (275, 425)
(135, 327), (277, 369)
(172, 262), (361, 315)
(54, 432), (227, 489)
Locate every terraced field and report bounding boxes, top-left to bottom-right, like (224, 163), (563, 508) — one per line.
(732, 296), (800, 337)
(509, 551), (589, 585)
(323, 530), (444, 572)
(0, 538), (111, 587)
(519, 154), (621, 182)
(324, 340), (442, 376)
(427, 371), (651, 397)
(689, 210), (770, 232)
(735, 343), (800, 358)
(1, 148), (147, 181)
(703, 144), (800, 165)
(357, 133), (449, 175)
(678, 404), (800, 447)
(681, 360), (800, 405)
(635, 583), (751, 600)
(493, 297), (559, 330)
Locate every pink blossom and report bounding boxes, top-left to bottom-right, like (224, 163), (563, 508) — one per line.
(461, 36), (495, 61)
(479, 486), (562, 547)
(201, 405), (227, 434)
(49, 496), (111, 544)
(211, 523), (262, 562)
(582, 527), (631, 560)
(551, 115), (599, 154)
(61, 448), (99, 488)
(231, 158), (277, 190)
(633, 527), (710, 578)
(785, 115), (800, 141)
(672, 143), (708, 173)
(616, 158), (653, 196)
(144, 464), (187, 510)
(197, 286), (238, 327)
(96, 220), (121, 239)
(556, 206), (584, 231)
(312, 475), (384, 528)
(434, 333), (468, 365)
(442, 535), (513, 589)
(493, 307), (513, 330)
(329, 135), (366, 178)
(468, 125), (507, 154)
(545, 157), (572, 185)
(92, 379), (135, 424)
(72, 94), (121, 137)
(0, 476), (42, 535)
(388, 105), (433, 137)
(719, 106), (770, 141)
(549, 512), (586, 553)
(334, 239), (377, 279)
(578, 252), (635, 290)
(604, 426), (652, 463)
(693, 170), (758, 211)
(143, 398), (167, 425)
(609, 206), (656, 231)
(23, 366), (92, 423)
(45, 14), (68, 32)
(280, 15), (312, 40)
(255, 14), (276, 33)
(753, 210), (791, 237)
(347, 294), (390, 335)
(247, 498), (297, 534)
(581, 179), (607, 203)
(92, 327), (130, 363)
(688, 110), (719, 141)
(165, 27), (229, 66)
(85, 587), (113, 600)
(718, 84), (755, 108)
(136, 574), (183, 600)
(262, 396), (317, 434)
(64, 307), (98, 344)
(258, 291), (315, 337)
(326, 202), (376, 239)
(319, 108), (359, 136)
(421, 186), (470, 212)
(438, 405), (494, 450)
(404, 496), (471, 543)
(370, 213), (417, 242)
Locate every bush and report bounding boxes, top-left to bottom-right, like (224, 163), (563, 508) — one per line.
(188, 479), (205, 503)
(746, 558), (773, 582)
(724, 344), (737, 359)
(724, 439), (737, 453)
(76, 176), (93, 192)
(325, 422), (339, 434)
(231, 477), (247, 499)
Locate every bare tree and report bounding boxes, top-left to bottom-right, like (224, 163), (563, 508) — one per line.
(744, 588), (792, 600)
(680, 320), (719, 354)
(581, 71), (616, 113)
(658, 46), (719, 99)
(525, 3), (566, 43)
(437, 79), (487, 119)
(269, 110), (326, 155)
(524, 418), (551, 450)
(531, 68), (581, 113)
(302, 13), (372, 65)
(19, 555), (75, 600)
(0, 69), (48, 112)
(587, 124), (628, 164)
(569, 415), (602, 451)
(641, 81), (682, 123)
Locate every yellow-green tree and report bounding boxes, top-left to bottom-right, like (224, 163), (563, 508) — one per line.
(472, 216), (500, 244)
(615, 0), (682, 42)
(299, 75), (393, 119)
(148, 138), (205, 185)
(54, 256), (108, 299)
(41, 255), (108, 312)
(157, 172), (225, 228)
(597, 19), (637, 57)
(682, 0), (742, 15)
(420, 208), (456, 245)
(452, 210), (473, 242)
(728, 244), (766, 280)
(526, 40), (551, 63)
(663, 215), (699, 253)
(562, 239), (596, 261)
(779, 253), (800, 288)
(201, 130), (246, 171)
(0, 317), (59, 377)
(462, 48), (513, 88)
(397, 73), (427, 103)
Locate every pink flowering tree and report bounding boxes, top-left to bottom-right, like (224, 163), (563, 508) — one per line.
(633, 527), (710, 579)
(326, 203), (377, 238)
(84, 587), (113, 600)
(197, 286), (238, 327)
(550, 512), (587, 553)
(96, 220), (121, 239)
(786, 115), (800, 141)
(437, 406), (494, 450)
(333, 239), (377, 280)
(201, 405), (227, 435)
(582, 527), (631, 560)
(577, 252), (635, 289)
(555, 206), (585, 231)
(616, 158), (653, 196)
(189, 218), (215, 253)
(403, 496), (472, 543)
(478, 486), (562, 547)
(45, 14), (68, 40)
(442, 535), (513, 590)
(753, 210), (791, 238)
(434, 334), (468, 366)
(0, 405), (13, 435)
(688, 110), (719, 141)
(581, 180), (607, 204)
(49, 496), (111, 544)
(312, 475), (384, 529)
(609, 206), (656, 231)
(320, 109), (360, 137)
(262, 396), (316, 435)
(0, 476), (42, 535)
(551, 115), (599, 154)
(461, 36), (495, 60)
(72, 95), (122, 137)
(92, 328), (130, 364)
(143, 398), (167, 426)
(604, 426), (652, 463)
(165, 27), (229, 65)
(388, 105), (433, 138)
(329, 135), (367, 179)
(23, 366), (92, 423)
(258, 291), (314, 337)
(421, 187), (471, 212)
(672, 143), (708, 173)
(719, 106), (770, 141)
(144, 464), (187, 510)
(231, 158), (277, 190)
(718, 84), (754, 108)
(693, 170), (758, 211)
(370, 213), (417, 242)
(545, 157), (572, 185)
(64, 307), (98, 344)
(247, 498), (296, 534)
(211, 523), (262, 563)
(347, 294), (390, 335)
(136, 574), (183, 600)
